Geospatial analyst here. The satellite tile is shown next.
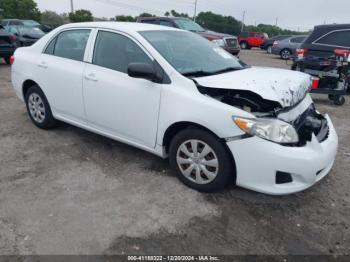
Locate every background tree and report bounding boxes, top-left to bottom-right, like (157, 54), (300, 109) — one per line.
(69, 9), (93, 23)
(138, 12), (155, 18)
(115, 15), (135, 22)
(41, 10), (68, 27)
(0, 0), (41, 21)
(164, 11), (170, 17)
(170, 10), (189, 18)
(196, 11), (241, 35)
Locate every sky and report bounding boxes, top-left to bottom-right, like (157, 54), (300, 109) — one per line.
(34, 0), (350, 31)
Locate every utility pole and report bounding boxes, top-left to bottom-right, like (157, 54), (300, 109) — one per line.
(70, 0), (74, 13)
(193, 0), (198, 22)
(275, 17), (278, 27)
(241, 10), (246, 32)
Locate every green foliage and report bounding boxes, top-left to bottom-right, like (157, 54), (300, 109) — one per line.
(245, 24), (307, 36)
(69, 9), (93, 23)
(196, 11), (242, 35)
(138, 13), (155, 18)
(41, 11), (68, 27)
(0, 0), (41, 21)
(115, 15), (136, 22)
(169, 10), (189, 18)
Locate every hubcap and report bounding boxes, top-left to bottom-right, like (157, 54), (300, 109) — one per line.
(28, 93), (46, 123)
(282, 50), (290, 59)
(176, 139), (219, 185)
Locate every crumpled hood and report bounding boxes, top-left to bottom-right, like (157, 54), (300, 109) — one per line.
(194, 67), (312, 108)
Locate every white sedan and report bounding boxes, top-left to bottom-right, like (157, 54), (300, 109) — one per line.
(11, 22), (338, 195)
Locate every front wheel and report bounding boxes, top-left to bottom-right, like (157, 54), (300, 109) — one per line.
(25, 85), (57, 129)
(169, 128), (235, 192)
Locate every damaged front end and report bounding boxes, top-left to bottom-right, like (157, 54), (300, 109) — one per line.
(197, 84), (329, 147)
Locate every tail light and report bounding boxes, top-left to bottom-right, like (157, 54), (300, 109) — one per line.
(9, 34), (17, 42)
(296, 48), (307, 59)
(311, 77), (319, 89)
(10, 56), (15, 65)
(334, 49), (350, 56)
(272, 41), (278, 47)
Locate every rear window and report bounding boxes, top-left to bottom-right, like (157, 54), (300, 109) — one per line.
(139, 19), (159, 25)
(44, 29), (91, 61)
(290, 37), (306, 43)
(315, 30), (350, 48)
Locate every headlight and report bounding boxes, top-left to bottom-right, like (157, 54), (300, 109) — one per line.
(212, 39), (226, 47)
(233, 117), (299, 144)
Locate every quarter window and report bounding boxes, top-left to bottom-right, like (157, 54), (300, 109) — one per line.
(316, 30), (350, 47)
(93, 31), (152, 73)
(290, 37), (305, 43)
(45, 29), (91, 61)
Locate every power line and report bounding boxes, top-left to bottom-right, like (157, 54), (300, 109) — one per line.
(94, 0), (162, 15)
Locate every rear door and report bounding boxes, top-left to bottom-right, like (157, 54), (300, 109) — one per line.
(36, 28), (92, 123)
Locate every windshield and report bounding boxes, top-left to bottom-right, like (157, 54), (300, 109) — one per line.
(6, 25), (45, 37)
(173, 18), (205, 32)
(140, 30), (245, 76)
(22, 20), (41, 27)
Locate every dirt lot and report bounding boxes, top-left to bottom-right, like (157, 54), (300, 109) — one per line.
(0, 49), (349, 255)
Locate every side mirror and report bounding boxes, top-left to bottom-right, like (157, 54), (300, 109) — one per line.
(127, 62), (164, 83)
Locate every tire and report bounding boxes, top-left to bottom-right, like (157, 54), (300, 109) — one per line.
(333, 95), (345, 106)
(25, 85), (57, 129)
(240, 41), (248, 49)
(4, 56), (11, 65)
(280, 49), (291, 60)
(267, 45), (272, 54)
(169, 128), (235, 192)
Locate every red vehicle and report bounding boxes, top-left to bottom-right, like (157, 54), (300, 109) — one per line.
(238, 32), (269, 49)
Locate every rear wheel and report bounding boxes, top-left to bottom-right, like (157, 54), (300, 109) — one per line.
(25, 85), (57, 129)
(169, 128), (235, 192)
(334, 95), (346, 106)
(267, 45), (272, 54)
(280, 49), (291, 60)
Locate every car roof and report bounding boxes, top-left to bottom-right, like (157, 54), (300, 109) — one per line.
(138, 16), (189, 21)
(59, 21), (181, 32)
(303, 23), (350, 44)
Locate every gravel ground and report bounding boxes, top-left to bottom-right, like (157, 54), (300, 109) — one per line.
(0, 49), (349, 255)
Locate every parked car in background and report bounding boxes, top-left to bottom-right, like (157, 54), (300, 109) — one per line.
(238, 31), (268, 49)
(271, 35), (307, 59)
(6, 25), (45, 47)
(137, 17), (240, 55)
(296, 24), (350, 70)
(261, 35), (291, 54)
(11, 22), (338, 195)
(0, 25), (17, 64)
(1, 19), (52, 33)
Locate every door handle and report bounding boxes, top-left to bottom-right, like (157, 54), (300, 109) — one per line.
(38, 62), (48, 69)
(84, 73), (98, 82)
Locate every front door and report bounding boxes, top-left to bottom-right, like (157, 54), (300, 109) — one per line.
(83, 30), (162, 148)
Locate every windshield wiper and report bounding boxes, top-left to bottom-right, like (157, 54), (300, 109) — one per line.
(210, 67), (243, 75)
(182, 70), (213, 77)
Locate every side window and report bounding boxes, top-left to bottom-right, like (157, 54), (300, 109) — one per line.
(44, 37), (57, 55)
(93, 31), (153, 74)
(159, 20), (175, 28)
(290, 37), (305, 43)
(53, 29), (91, 61)
(316, 30), (350, 47)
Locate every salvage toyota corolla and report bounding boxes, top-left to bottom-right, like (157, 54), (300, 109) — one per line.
(11, 22), (338, 195)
